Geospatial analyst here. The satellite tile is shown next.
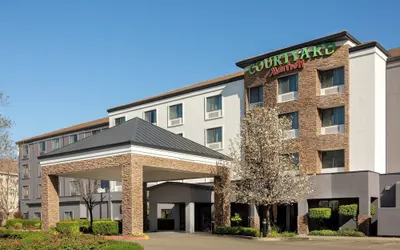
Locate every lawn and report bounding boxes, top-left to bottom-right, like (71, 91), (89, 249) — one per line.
(0, 229), (144, 250)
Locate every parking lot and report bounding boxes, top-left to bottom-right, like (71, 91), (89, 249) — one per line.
(138, 232), (400, 250)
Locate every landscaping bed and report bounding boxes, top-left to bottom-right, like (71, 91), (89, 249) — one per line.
(0, 230), (144, 250)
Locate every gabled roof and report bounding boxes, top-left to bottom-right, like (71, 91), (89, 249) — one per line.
(17, 117), (109, 145)
(389, 47), (400, 57)
(107, 72), (243, 113)
(39, 117), (230, 160)
(235, 30), (361, 68)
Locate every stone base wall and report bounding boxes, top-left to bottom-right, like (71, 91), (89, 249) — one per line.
(297, 215), (309, 235)
(358, 215), (371, 236)
(249, 216), (260, 230)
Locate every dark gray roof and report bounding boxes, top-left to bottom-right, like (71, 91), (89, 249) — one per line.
(39, 117), (230, 160)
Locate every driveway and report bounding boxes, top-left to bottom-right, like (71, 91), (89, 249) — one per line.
(140, 232), (400, 250)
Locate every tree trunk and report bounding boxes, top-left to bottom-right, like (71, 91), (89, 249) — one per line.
(89, 208), (94, 232)
(266, 205), (272, 235)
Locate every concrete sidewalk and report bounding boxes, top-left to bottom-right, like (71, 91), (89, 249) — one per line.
(306, 235), (400, 243)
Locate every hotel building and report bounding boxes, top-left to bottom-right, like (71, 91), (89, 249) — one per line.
(17, 31), (400, 236)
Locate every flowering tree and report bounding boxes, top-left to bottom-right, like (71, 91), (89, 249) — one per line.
(0, 92), (18, 219)
(229, 106), (313, 234)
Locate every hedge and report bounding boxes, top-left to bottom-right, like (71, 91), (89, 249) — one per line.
(309, 208), (332, 219)
(339, 204), (358, 217)
(13, 223), (23, 230)
(56, 221), (80, 235)
(214, 226), (260, 237)
(309, 229), (365, 237)
(70, 219), (90, 232)
(6, 219), (41, 229)
(92, 221), (119, 235)
(371, 205), (376, 216)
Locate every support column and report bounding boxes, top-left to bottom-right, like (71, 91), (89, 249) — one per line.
(185, 202), (195, 233)
(286, 205), (291, 232)
(214, 172), (231, 228)
(41, 174), (59, 231)
(297, 200), (308, 235)
(149, 201), (158, 231)
(143, 182), (148, 232)
(121, 161), (143, 235)
(248, 204), (260, 229)
(358, 196), (371, 235)
(172, 204), (180, 231)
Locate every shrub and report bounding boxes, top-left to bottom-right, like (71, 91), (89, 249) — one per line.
(231, 213), (242, 226)
(13, 223), (23, 230)
(309, 208), (332, 219)
(309, 229), (365, 237)
(94, 218), (112, 222)
(371, 205), (376, 216)
(34, 223), (41, 229)
(13, 211), (23, 219)
(92, 221), (119, 235)
(281, 231), (297, 237)
(102, 241), (144, 250)
(6, 219), (41, 229)
(56, 221), (80, 235)
(71, 219), (90, 232)
(339, 204), (358, 217)
(215, 226), (260, 237)
(337, 229), (365, 237)
(309, 230), (338, 236)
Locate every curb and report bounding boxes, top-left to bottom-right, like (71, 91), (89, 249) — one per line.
(212, 234), (311, 241)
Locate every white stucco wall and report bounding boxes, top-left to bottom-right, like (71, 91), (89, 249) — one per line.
(349, 47), (387, 173)
(108, 79), (244, 184)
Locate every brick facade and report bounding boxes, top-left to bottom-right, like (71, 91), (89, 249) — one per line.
(244, 45), (350, 173)
(41, 152), (230, 235)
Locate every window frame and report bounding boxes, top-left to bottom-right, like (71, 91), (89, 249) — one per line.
(143, 109), (157, 124)
(205, 94), (222, 112)
(205, 126), (223, 146)
(39, 141), (46, 154)
(321, 106), (345, 127)
(279, 112), (299, 130)
(114, 116), (126, 126)
(37, 184), (41, 198)
(69, 181), (78, 196)
(22, 185), (30, 199)
(22, 144), (29, 158)
(161, 209), (173, 219)
(248, 86), (263, 104)
(321, 149), (345, 169)
(64, 211), (73, 220)
(22, 164), (30, 179)
(33, 212), (41, 220)
(278, 73), (298, 95)
(52, 138), (60, 150)
(69, 134), (78, 144)
(319, 67), (345, 89)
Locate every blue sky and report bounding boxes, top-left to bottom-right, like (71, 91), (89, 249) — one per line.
(1, 0), (399, 142)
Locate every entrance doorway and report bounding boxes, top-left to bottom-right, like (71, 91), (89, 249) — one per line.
(195, 203), (212, 232)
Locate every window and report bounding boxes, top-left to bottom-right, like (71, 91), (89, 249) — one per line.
(321, 106), (344, 127)
(206, 95), (222, 112)
(279, 112), (299, 130)
(22, 186), (29, 199)
(278, 74), (298, 94)
(292, 152), (300, 165)
(22, 144), (29, 158)
(115, 117), (126, 126)
(249, 86), (263, 104)
(39, 141), (46, 154)
(144, 110), (157, 124)
(169, 104), (183, 120)
(318, 200), (339, 211)
(23, 213), (29, 219)
(52, 138), (60, 150)
(37, 184), (41, 198)
(321, 150), (345, 169)
(161, 209), (172, 219)
(70, 134), (78, 144)
(206, 127), (222, 144)
(64, 211), (73, 220)
(177, 133), (183, 136)
(33, 212), (41, 220)
(320, 67), (344, 88)
(92, 129), (101, 135)
(69, 181), (78, 196)
(22, 165), (30, 179)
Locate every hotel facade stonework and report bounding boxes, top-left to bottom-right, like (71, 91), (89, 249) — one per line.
(18, 31), (400, 236)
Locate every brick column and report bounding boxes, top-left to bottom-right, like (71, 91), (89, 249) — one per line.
(358, 216), (371, 236)
(122, 161), (143, 235)
(41, 174), (59, 231)
(214, 173), (231, 227)
(297, 200), (309, 235)
(249, 204), (260, 229)
(143, 182), (148, 232)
